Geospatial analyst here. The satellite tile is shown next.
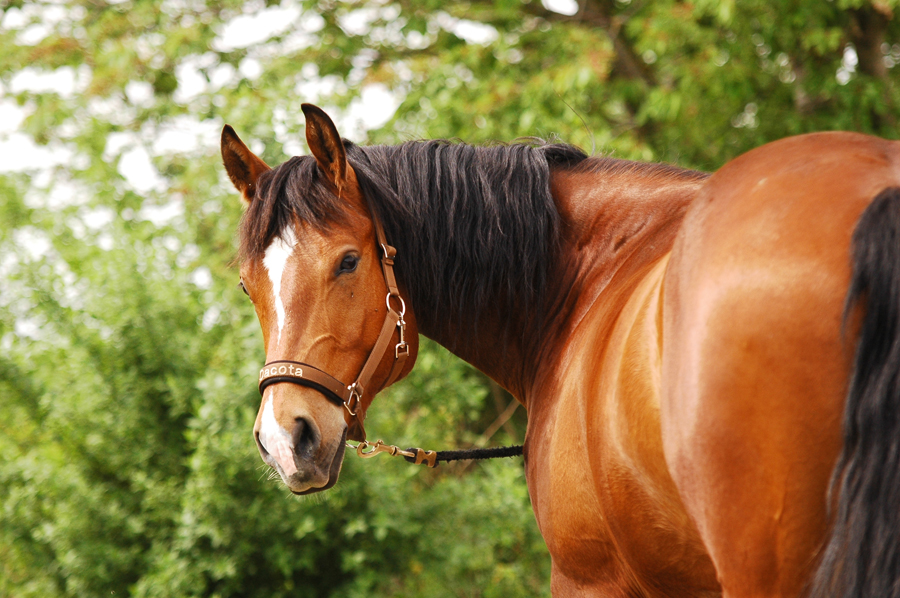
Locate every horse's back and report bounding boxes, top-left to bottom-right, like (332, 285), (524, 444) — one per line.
(661, 132), (900, 597)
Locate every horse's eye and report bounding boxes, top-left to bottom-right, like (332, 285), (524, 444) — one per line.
(238, 279), (250, 297)
(339, 254), (359, 274)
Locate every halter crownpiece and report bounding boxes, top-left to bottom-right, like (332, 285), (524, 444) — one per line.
(257, 198), (408, 442)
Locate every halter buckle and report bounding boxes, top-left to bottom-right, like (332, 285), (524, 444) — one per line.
(380, 243), (397, 265)
(345, 383), (362, 417)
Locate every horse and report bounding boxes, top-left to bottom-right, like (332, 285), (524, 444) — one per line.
(220, 103), (900, 597)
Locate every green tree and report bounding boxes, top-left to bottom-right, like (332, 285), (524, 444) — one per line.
(1, 0), (899, 596)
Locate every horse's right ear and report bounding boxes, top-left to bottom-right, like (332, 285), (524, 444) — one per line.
(221, 125), (271, 203)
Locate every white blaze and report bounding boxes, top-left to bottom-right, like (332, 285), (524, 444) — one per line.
(260, 227), (299, 478)
(262, 226), (297, 343)
(259, 389), (298, 477)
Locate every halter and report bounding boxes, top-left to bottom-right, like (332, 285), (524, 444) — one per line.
(255, 197), (524, 467)
(257, 200), (409, 442)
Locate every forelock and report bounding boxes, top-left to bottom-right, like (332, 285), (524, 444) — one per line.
(239, 155), (348, 262)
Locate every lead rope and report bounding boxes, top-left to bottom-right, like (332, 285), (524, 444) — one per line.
(348, 439), (524, 468)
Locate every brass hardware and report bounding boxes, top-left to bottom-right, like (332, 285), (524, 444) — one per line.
(349, 440), (438, 468)
(410, 447), (438, 467)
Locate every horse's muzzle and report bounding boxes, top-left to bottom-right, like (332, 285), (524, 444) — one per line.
(255, 420), (346, 494)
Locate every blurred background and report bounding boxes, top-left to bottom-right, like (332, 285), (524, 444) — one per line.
(1, 0), (899, 596)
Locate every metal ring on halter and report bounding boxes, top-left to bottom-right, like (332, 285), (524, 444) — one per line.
(385, 292), (406, 317)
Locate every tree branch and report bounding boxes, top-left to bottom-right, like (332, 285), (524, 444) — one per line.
(519, 0), (657, 87)
(851, 5), (891, 79)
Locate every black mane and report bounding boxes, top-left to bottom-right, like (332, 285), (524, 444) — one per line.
(241, 138), (588, 346)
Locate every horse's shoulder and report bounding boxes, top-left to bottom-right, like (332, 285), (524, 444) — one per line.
(528, 252), (717, 595)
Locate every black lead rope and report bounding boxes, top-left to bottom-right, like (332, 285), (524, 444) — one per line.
(409, 445), (524, 465)
(351, 439), (523, 468)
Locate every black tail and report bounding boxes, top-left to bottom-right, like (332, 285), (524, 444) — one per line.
(812, 187), (900, 598)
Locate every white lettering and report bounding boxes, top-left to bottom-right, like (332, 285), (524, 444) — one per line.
(259, 365), (303, 382)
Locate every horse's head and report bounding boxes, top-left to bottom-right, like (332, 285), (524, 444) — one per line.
(221, 104), (418, 494)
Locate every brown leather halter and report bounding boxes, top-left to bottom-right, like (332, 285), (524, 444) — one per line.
(257, 201), (409, 442)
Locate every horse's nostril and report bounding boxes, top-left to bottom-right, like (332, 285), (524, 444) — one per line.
(292, 417), (319, 458)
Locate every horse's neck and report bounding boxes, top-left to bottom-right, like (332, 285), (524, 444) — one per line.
(424, 164), (707, 401)
(536, 166), (706, 392)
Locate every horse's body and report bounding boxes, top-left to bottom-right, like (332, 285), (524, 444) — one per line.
(222, 106), (900, 597)
(529, 133), (900, 596)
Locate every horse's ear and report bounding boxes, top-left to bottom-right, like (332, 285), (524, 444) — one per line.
(221, 125), (271, 203)
(301, 103), (348, 194)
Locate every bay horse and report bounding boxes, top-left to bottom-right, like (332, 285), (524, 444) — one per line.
(221, 103), (900, 597)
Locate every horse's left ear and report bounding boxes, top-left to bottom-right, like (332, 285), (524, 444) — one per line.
(221, 125), (271, 203)
(302, 103), (349, 194)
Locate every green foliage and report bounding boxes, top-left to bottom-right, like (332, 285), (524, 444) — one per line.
(1, 0), (899, 596)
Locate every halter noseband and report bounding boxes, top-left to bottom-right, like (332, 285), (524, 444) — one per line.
(257, 201), (409, 442)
